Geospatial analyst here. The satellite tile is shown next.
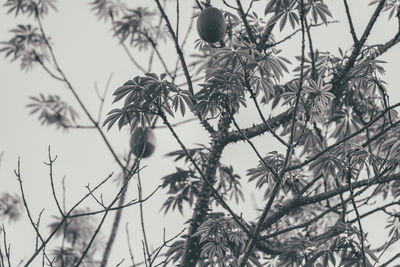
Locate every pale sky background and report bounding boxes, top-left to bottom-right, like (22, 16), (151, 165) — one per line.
(1, 0), (400, 266)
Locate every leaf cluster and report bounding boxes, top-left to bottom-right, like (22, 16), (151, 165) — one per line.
(0, 24), (48, 70)
(193, 215), (248, 266)
(0, 192), (22, 222)
(4, 0), (56, 18)
(26, 94), (80, 130)
(104, 73), (193, 131)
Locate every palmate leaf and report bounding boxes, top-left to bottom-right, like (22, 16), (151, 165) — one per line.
(265, 0), (284, 15)
(194, 67), (247, 119)
(165, 240), (185, 264)
(4, 0), (57, 17)
(1, 24), (44, 53)
(386, 216), (400, 240)
(200, 240), (230, 259)
(370, 0), (400, 20)
(51, 246), (95, 267)
(305, 0), (332, 24)
(329, 109), (363, 140)
(251, 76), (275, 102)
(247, 151), (285, 198)
(303, 78), (334, 115)
(90, 0), (126, 21)
(161, 168), (196, 193)
(105, 73), (187, 131)
(113, 7), (155, 45)
(0, 24), (50, 70)
(280, 80), (303, 106)
(165, 145), (208, 164)
(260, 52), (290, 81)
(299, 127), (323, 156)
(194, 216), (247, 264)
(161, 171), (199, 214)
(217, 165), (244, 204)
(161, 194), (189, 214)
(26, 94), (80, 130)
(293, 50), (333, 79)
(382, 135), (400, 161)
(308, 147), (346, 184)
(278, 0), (299, 31)
(0, 192), (22, 222)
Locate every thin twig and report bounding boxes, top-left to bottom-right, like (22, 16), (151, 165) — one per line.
(109, 13), (147, 73)
(34, 52), (63, 81)
(374, 232), (398, 266)
(286, 102), (400, 172)
(14, 158), (53, 266)
(343, 0), (358, 44)
(1, 225), (11, 267)
(346, 165), (366, 267)
(238, 2), (306, 264)
(73, 184), (161, 218)
(153, 118), (197, 129)
(142, 33), (173, 78)
(175, 0), (179, 42)
(240, 57), (289, 147)
(137, 166), (151, 266)
(77, 163), (139, 266)
(34, 6), (126, 172)
(150, 228), (186, 266)
(126, 223), (136, 267)
(97, 73), (113, 123)
(348, 202), (400, 224)
(226, 107), (278, 178)
(265, 21), (339, 49)
(23, 171), (114, 266)
(100, 155), (137, 267)
(45, 146), (64, 216)
(304, 18), (317, 80)
(378, 252), (400, 267)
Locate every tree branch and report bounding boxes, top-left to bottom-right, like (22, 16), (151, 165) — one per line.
(343, 0), (358, 44)
(261, 171), (400, 232)
(239, 2), (307, 265)
(34, 7), (126, 172)
(154, 0), (215, 134)
(235, 0), (256, 44)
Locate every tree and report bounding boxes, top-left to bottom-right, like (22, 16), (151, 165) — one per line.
(1, 0), (400, 266)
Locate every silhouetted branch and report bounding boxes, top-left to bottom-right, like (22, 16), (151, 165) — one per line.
(137, 168), (151, 266)
(343, 0), (358, 43)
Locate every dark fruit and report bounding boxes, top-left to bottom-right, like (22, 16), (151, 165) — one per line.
(130, 127), (156, 158)
(197, 7), (226, 43)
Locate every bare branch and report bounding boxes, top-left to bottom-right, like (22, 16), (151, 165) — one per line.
(343, 0), (358, 44)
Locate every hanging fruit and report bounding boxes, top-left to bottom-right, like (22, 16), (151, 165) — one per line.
(130, 127), (156, 158)
(197, 7), (226, 43)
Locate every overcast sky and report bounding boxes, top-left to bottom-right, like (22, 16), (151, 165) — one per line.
(1, 0), (400, 265)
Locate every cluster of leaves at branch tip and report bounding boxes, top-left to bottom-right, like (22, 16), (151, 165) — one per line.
(26, 94), (80, 130)
(103, 72), (193, 131)
(0, 192), (22, 223)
